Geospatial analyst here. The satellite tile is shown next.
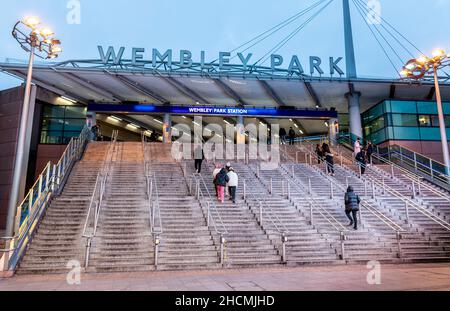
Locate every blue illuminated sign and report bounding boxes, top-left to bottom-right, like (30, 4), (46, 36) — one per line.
(88, 103), (337, 119)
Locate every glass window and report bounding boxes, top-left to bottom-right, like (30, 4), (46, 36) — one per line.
(419, 128), (441, 141)
(431, 116), (441, 127)
(418, 115), (431, 127)
(392, 127), (420, 140)
(390, 101), (417, 114)
(65, 106), (87, 118)
(443, 102), (450, 115)
(43, 105), (65, 118)
(40, 131), (63, 144)
(417, 101), (438, 115)
(391, 114), (418, 127)
(63, 119), (85, 132)
(446, 116), (450, 127)
(41, 118), (64, 131)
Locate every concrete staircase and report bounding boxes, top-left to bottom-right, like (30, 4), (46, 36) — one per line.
(18, 142), (109, 274)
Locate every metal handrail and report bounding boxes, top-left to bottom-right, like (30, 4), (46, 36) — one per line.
(336, 149), (450, 232)
(295, 145), (405, 233)
(1, 126), (90, 272)
(150, 172), (163, 235)
(246, 152), (347, 233)
(338, 135), (450, 188)
(191, 173), (228, 235)
(242, 178), (290, 235)
(81, 130), (118, 268)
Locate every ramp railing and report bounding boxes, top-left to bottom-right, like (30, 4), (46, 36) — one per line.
(1, 126), (90, 273)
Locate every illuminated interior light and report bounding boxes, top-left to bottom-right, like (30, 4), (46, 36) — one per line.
(153, 119), (163, 124)
(107, 116), (122, 122)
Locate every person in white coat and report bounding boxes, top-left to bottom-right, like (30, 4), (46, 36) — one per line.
(354, 138), (361, 158)
(227, 168), (238, 204)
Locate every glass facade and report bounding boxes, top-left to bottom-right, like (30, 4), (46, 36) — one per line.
(362, 100), (450, 144)
(40, 105), (87, 144)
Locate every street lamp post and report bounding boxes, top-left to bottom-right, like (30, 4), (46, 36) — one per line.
(401, 49), (450, 174)
(5, 18), (62, 237)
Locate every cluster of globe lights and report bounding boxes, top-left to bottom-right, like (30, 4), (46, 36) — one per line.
(12, 17), (62, 59)
(400, 49), (450, 80)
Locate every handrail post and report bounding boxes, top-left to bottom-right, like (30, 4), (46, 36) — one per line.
(84, 238), (91, 268)
(405, 203), (410, 224)
(220, 234), (225, 266)
(309, 203), (313, 226)
(291, 165), (295, 179)
(358, 164), (362, 179)
(412, 181), (416, 199)
(207, 202), (211, 227)
(296, 151), (298, 163)
(259, 201), (263, 226)
(282, 181), (285, 197)
(304, 153), (308, 164)
(51, 164), (56, 191)
(417, 177), (422, 197)
(256, 166), (260, 178)
(287, 182), (291, 200)
(308, 178), (312, 195)
(340, 155), (343, 166)
(429, 159), (434, 180)
(270, 178), (273, 195)
(364, 180), (368, 197)
(340, 231), (345, 260)
(396, 231), (402, 259)
(382, 176), (386, 195)
(309, 153), (313, 166)
(330, 180), (334, 199)
(372, 180), (375, 199)
(359, 208), (363, 229)
(391, 164), (395, 179)
(413, 153), (418, 172)
(45, 163), (51, 192)
(243, 179), (246, 199)
(281, 234), (287, 263)
(154, 235), (159, 270)
(345, 176), (349, 189)
(196, 180), (200, 199)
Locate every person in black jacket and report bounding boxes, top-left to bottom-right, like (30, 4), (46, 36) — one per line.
(345, 186), (361, 230)
(215, 168), (229, 203)
(355, 149), (367, 176)
(366, 141), (374, 165)
(315, 144), (323, 164)
(194, 146), (205, 173)
(288, 127), (296, 145)
(322, 143), (335, 176)
(279, 128), (287, 145)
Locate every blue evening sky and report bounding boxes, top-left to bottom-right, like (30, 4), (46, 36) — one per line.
(0, 0), (449, 90)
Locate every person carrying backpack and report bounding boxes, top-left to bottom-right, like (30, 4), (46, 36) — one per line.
(227, 167), (238, 204)
(215, 168), (229, 203)
(355, 149), (367, 176)
(345, 186), (361, 230)
(194, 145), (205, 173)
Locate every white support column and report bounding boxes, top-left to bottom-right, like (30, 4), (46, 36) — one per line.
(163, 113), (172, 144)
(236, 116), (245, 145)
(329, 118), (339, 146)
(346, 92), (363, 140)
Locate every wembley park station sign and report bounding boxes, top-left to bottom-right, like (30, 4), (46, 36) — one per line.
(98, 46), (345, 76)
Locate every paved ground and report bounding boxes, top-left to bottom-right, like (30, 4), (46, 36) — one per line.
(1, 263), (450, 291)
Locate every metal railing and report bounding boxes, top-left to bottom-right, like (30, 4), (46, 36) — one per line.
(1, 126), (90, 272)
(190, 173), (228, 265)
(338, 134), (450, 189)
(334, 147), (450, 232)
(81, 129), (118, 268)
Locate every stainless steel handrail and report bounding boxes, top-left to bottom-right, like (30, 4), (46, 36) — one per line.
(335, 149), (450, 231)
(295, 145), (405, 233)
(1, 126), (90, 272)
(81, 130), (118, 268)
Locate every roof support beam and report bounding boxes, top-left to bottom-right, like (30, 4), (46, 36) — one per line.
(213, 78), (248, 107)
(159, 75), (212, 105)
(259, 80), (286, 107)
(426, 87), (436, 100)
(55, 71), (125, 102)
(389, 85), (396, 99)
(106, 73), (170, 105)
(304, 82), (321, 108)
(9, 69), (89, 103)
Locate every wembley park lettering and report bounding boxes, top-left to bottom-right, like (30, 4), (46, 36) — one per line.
(98, 46), (345, 76)
(188, 107), (248, 115)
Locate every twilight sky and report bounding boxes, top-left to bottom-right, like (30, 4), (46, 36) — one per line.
(0, 0), (449, 90)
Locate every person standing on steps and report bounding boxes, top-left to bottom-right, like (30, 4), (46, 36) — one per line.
(366, 141), (374, 166)
(225, 162), (232, 197)
(322, 143), (335, 176)
(288, 127), (296, 145)
(344, 186), (361, 230)
(194, 145), (205, 174)
(227, 167), (238, 204)
(213, 163), (222, 197)
(355, 148), (367, 176)
(315, 144), (323, 164)
(279, 127), (287, 145)
(215, 167), (229, 203)
(354, 138), (361, 158)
